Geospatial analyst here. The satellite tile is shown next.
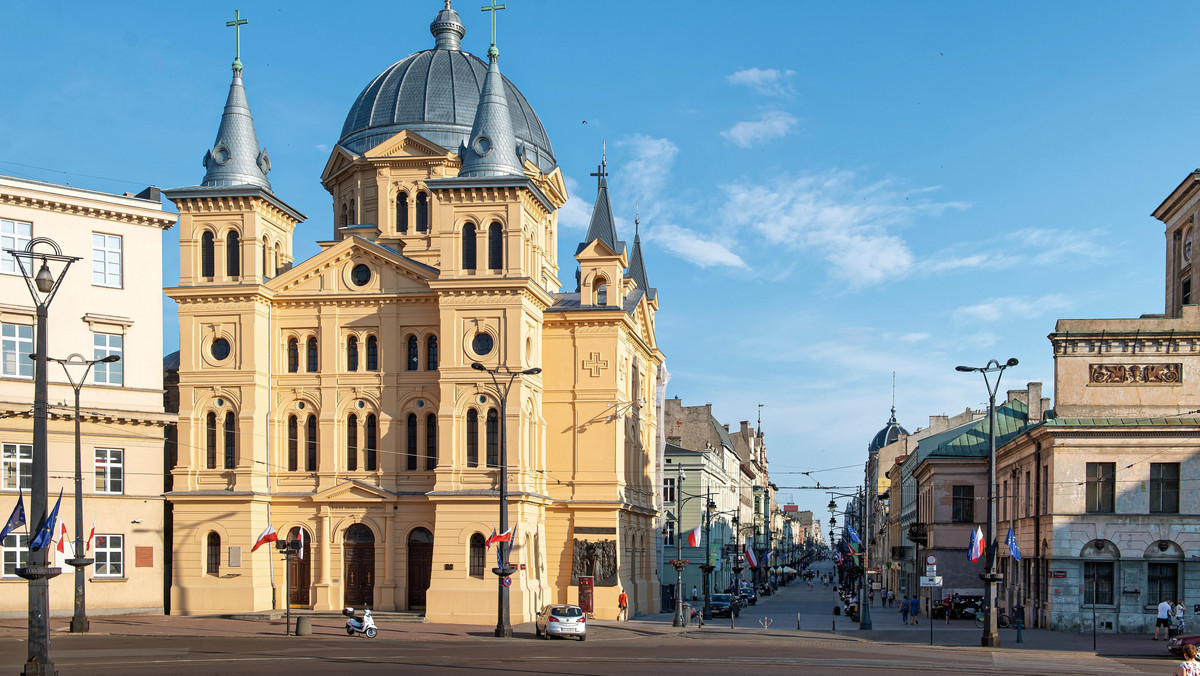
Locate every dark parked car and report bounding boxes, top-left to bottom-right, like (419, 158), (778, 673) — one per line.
(710, 593), (739, 618)
(1168, 633), (1200, 657)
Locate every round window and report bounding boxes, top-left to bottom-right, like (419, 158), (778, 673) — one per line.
(211, 338), (231, 361)
(472, 332), (494, 356)
(351, 264), (371, 287)
(473, 136), (492, 156)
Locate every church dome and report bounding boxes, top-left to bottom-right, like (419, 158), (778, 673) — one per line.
(337, 4), (556, 173)
(868, 408), (907, 454)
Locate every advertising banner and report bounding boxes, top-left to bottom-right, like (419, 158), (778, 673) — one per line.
(578, 576), (594, 613)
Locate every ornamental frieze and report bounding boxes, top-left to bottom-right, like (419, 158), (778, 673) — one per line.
(1089, 363), (1182, 384)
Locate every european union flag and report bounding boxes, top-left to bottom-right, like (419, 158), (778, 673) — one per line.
(846, 524), (862, 544)
(1005, 527), (1021, 561)
(0, 489), (24, 541)
(29, 488), (63, 551)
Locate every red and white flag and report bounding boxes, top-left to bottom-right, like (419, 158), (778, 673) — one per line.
(86, 518), (96, 551)
(56, 522), (74, 567)
(686, 524), (702, 547)
(252, 506), (278, 553)
(745, 546), (758, 569)
(297, 527), (305, 560)
(485, 527), (513, 548)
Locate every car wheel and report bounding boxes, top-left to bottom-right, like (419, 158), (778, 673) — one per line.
(365, 627), (378, 638)
(543, 629), (552, 640)
(579, 633), (587, 641)
(536, 626), (542, 637)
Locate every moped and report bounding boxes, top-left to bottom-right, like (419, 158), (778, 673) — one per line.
(343, 607), (378, 638)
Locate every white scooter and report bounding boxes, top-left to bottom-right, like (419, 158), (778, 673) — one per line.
(343, 607), (378, 638)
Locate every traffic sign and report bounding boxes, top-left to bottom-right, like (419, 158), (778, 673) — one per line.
(925, 565), (937, 576)
(919, 576), (943, 587)
(502, 576), (512, 587)
(926, 555), (937, 565)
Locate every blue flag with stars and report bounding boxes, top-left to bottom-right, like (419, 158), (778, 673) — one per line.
(846, 524), (862, 544)
(0, 489), (25, 541)
(1006, 527), (1021, 561)
(29, 488), (63, 551)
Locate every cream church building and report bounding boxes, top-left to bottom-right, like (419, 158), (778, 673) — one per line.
(166, 3), (664, 624)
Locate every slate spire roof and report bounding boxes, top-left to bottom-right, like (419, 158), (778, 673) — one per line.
(200, 61), (272, 191)
(627, 203), (656, 301)
(580, 150), (622, 254)
(457, 50), (526, 178)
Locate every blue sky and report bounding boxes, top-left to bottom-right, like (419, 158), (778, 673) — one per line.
(1, 1), (1192, 518)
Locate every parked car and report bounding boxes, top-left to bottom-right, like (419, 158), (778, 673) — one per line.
(535, 604), (587, 640)
(738, 584), (758, 606)
(1168, 633), (1200, 657)
(710, 593), (739, 618)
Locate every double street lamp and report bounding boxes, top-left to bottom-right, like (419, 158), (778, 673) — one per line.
(664, 464), (716, 626)
(471, 361), (541, 639)
(956, 357), (1018, 648)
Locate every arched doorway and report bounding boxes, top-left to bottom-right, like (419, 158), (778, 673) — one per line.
(408, 527), (434, 610)
(343, 524), (375, 608)
(287, 526), (311, 607)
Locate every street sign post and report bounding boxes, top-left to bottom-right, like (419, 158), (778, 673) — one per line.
(925, 565), (937, 576)
(919, 576), (943, 587)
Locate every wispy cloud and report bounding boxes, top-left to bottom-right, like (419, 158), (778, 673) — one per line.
(558, 175), (593, 232)
(923, 227), (1105, 273)
(899, 332), (931, 343)
(953, 294), (1072, 323)
(727, 68), (796, 97)
(721, 111), (798, 148)
(644, 224), (747, 269)
(616, 134), (678, 205)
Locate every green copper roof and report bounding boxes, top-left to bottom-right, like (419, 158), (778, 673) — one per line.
(1042, 416), (1200, 427)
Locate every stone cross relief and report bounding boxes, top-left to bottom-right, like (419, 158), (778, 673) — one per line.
(583, 352), (609, 378)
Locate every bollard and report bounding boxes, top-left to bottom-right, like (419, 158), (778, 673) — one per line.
(1016, 616), (1024, 643)
(730, 613), (735, 629)
(832, 616), (836, 632)
(295, 615), (312, 636)
(797, 612), (802, 630)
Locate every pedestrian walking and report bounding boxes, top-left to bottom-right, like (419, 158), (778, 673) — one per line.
(910, 596), (920, 624)
(617, 588), (628, 622)
(900, 595), (910, 625)
(1157, 598), (1174, 640)
(888, 590), (895, 607)
(868, 589), (875, 606)
(1177, 643), (1200, 676)
(691, 586), (698, 602)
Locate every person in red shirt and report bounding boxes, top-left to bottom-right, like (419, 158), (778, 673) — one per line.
(617, 589), (628, 621)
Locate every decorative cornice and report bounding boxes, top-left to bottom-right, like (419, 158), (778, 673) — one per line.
(0, 192), (176, 229)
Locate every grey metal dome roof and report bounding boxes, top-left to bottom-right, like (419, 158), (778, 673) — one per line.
(337, 5), (555, 173)
(868, 408), (908, 454)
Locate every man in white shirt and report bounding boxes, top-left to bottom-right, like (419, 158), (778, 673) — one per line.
(1156, 598), (1174, 639)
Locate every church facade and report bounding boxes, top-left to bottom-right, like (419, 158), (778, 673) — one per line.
(165, 3), (664, 624)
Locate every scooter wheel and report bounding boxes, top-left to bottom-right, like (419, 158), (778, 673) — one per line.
(346, 627), (355, 636)
(366, 627), (378, 638)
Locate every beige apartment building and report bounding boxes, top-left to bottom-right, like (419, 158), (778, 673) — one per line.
(0, 175), (175, 617)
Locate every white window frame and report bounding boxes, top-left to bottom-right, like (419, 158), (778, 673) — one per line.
(2, 443), (31, 491)
(2, 533), (29, 577)
(94, 448), (123, 494)
(663, 477), (676, 504)
(1, 323), (33, 379)
(91, 233), (123, 287)
(93, 333), (123, 386)
(663, 521), (675, 547)
(93, 534), (123, 578)
(0, 218), (32, 275)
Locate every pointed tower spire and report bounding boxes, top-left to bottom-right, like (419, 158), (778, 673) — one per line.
(582, 146), (619, 252)
(458, 5), (524, 178)
(202, 11), (271, 190)
(627, 200), (655, 300)
(890, 371), (897, 422)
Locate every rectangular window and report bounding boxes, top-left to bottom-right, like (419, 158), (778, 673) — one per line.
(94, 448), (123, 494)
(94, 534), (123, 577)
(2, 443), (32, 491)
(0, 219), (32, 275)
(1185, 278), (1193, 306)
(663, 521), (675, 547)
(1042, 464), (1049, 514)
(91, 233), (122, 287)
(951, 485), (974, 523)
(1001, 480), (1008, 521)
(1083, 561), (1114, 605)
(1, 323), (33, 379)
(663, 477), (676, 504)
(1150, 463), (1180, 514)
(2, 533), (29, 577)
(1086, 462), (1115, 513)
(1025, 470), (1031, 517)
(93, 333), (123, 386)
(1149, 562), (1179, 606)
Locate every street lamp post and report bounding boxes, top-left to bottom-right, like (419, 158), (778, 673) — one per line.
(700, 494), (716, 620)
(471, 361), (541, 639)
(49, 353), (120, 634)
(858, 485), (872, 630)
(956, 357), (1018, 648)
(8, 237), (78, 676)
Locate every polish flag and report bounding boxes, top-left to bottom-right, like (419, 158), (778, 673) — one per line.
(86, 518), (96, 551)
(686, 524), (702, 547)
(297, 527), (305, 560)
(968, 526), (984, 563)
(486, 527), (513, 548)
(56, 522), (74, 567)
(745, 546), (758, 569)
(252, 506), (278, 553)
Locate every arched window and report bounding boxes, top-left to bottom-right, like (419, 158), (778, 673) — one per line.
(416, 192), (428, 232)
(426, 336), (438, 371)
(486, 408), (499, 468)
(262, 237), (270, 279)
(406, 413), (418, 471)
(461, 223), (476, 270)
(365, 414), (377, 471)
(287, 415), (298, 471)
(488, 222), (503, 271)
(206, 532), (220, 576)
(287, 338), (299, 373)
(347, 414), (358, 472)
(305, 415), (317, 471)
(396, 192), (408, 233)
(407, 336), (418, 371)
(347, 336), (359, 371)
(426, 413), (437, 470)
(226, 231), (240, 278)
(466, 409), (479, 467)
(595, 281), (607, 306)
(201, 231), (215, 279)
(469, 533), (486, 576)
(306, 337), (318, 372)
(205, 411), (217, 469)
(366, 336), (378, 371)
(223, 411), (236, 470)
(341, 203), (349, 228)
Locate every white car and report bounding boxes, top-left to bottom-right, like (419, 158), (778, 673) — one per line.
(535, 604), (587, 640)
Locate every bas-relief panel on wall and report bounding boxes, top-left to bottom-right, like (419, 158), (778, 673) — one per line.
(1089, 363), (1182, 385)
(570, 537), (618, 586)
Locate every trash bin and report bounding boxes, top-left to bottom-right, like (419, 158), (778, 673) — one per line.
(833, 605), (841, 616)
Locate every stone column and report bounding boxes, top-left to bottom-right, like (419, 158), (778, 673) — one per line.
(382, 511), (397, 610)
(314, 505), (333, 610)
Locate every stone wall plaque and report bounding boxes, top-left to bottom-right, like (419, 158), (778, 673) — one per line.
(1089, 363), (1181, 384)
(571, 538), (618, 586)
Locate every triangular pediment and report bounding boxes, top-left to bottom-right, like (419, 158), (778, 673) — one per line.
(576, 238), (625, 261)
(320, 145), (360, 183)
(311, 479), (395, 503)
(363, 130), (452, 159)
(529, 165), (568, 208)
(267, 236), (436, 296)
(633, 296), (657, 349)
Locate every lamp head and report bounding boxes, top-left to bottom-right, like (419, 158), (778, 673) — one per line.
(1006, 357), (1019, 367)
(522, 367), (542, 375)
(34, 259), (54, 294)
(101, 355), (121, 363)
(954, 365), (975, 373)
(471, 362), (486, 371)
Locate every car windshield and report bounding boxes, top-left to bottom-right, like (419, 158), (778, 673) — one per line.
(713, 594), (731, 602)
(551, 606), (583, 617)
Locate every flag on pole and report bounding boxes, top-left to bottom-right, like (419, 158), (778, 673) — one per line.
(1005, 527), (1021, 561)
(86, 517), (96, 551)
(485, 526), (513, 548)
(686, 524), (702, 547)
(29, 488), (63, 551)
(968, 526), (984, 562)
(845, 524), (862, 544)
(56, 521), (74, 567)
(296, 527), (305, 560)
(745, 546), (758, 569)
(0, 489), (24, 541)
(251, 505), (278, 552)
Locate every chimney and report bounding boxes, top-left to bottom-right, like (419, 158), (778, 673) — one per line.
(1027, 382), (1044, 422)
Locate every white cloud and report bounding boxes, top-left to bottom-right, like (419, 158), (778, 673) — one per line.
(315, 143), (329, 152)
(727, 68), (796, 97)
(899, 332), (931, 343)
(721, 111), (798, 148)
(558, 175), (593, 232)
(616, 134), (678, 204)
(953, 294), (1073, 323)
(644, 223), (747, 269)
(923, 227), (1105, 274)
